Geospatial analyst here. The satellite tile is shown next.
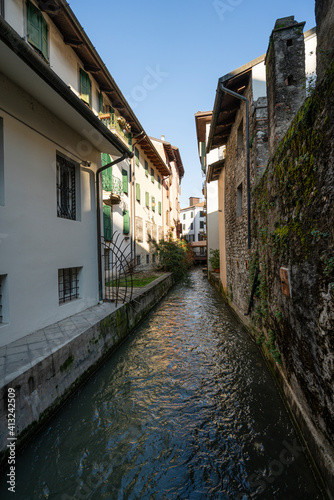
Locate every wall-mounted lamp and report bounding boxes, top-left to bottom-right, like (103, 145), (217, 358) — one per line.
(81, 161), (91, 167)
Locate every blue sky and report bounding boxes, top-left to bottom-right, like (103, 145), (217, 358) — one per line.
(68, 0), (316, 207)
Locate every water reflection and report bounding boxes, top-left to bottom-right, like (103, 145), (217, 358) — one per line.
(0, 269), (322, 499)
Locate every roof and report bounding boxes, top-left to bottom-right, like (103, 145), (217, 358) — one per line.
(149, 137), (184, 178)
(194, 111), (212, 144)
(207, 159), (225, 183)
(0, 15), (132, 158)
(181, 202), (205, 211)
(207, 54), (265, 153)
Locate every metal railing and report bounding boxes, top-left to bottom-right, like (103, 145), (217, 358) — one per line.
(100, 113), (131, 144)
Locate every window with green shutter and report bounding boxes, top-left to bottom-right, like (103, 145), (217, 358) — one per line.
(122, 169), (128, 194)
(136, 183), (141, 202)
(128, 133), (132, 151)
(158, 201), (162, 215)
(27, 1), (49, 61)
(151, 168), (155, 183)
(152, 196), (155, 212)
(158, 176), (161, 188)
(101, 153), (112, 191)
(145, 161), (149, 177)
(123, 210), (130, 234)
(135, 148), (139, 167)
(145, 191), (149, 208)
(99, 92), (104, 113)
(80, 69), (91, 106)
(103, 205), (112, 240)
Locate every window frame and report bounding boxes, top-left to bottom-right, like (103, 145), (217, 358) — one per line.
(79, 68), (92, 107)
(26, 1), (49, 61)
(56, 154), (78, 221)
(58, 267), (80, 304)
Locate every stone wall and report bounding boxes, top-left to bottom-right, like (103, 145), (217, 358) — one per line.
(250, 66), (334, 497)
(315, 0), (334, 82)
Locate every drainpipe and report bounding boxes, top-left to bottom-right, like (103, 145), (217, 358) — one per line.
(96, 152), (131, 302)
(219, 83), (251, 249)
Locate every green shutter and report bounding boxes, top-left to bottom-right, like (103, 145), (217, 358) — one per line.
(135, 148), (139, 166)
(136, 183), (141, 202)
(158, 201), (162, 215)
(80, 69), (91, 106)
(151, 168), (154, 183)
(101, 153), (112, 191)
(122, 169), (128, 194)
(158, 176), (161, 189)
(123, 210), (130, 234)
(145, 191), (149, 208)
(128, 133), (132, 151)
(145, 161), (148, 177)
(103, 205), (112, 241)
(99, 92), (104, 113)
(152, 196), (155, 212)
(27, 2), (48, 60)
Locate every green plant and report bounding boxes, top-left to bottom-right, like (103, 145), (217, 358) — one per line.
(209, 249), (220, 269)
(153, 237), (193, 281)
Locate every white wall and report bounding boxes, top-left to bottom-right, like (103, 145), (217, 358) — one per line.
(0, 75), (100, 346)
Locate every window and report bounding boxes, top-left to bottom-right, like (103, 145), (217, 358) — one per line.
(135, 216), (143, 242)
(152, 254), (156, 263)
(58, 268), (80, 304)
(145, 191), (149, 208)
(200, 221), (204, 229)
(80, 69), (91, 107)
(135, 148), (140, 167)
(190, 223), (194, 230)
(99, 92), (104, 113)
(182, 224), (185, 230)
(27, 1), (48, 61)
(101, 153), (112, 191)
(237, 183), (243, 217)
(183, 213), (186, 220)
(136, 255), (141, 266)
(200, 247), (205, 255)
(158, 201), (162, 215)
(158, 176), (161, 188)
(152, 196), (155, 212)
(0, 275), (8, 323)
(0, 117), (4, 206)
(200, 211), (204, 218)
(145, 160), (149, 176)
(123, 210), (130, 234)
(57, 154), (78, 220)
(191, 211), (193, 218)
(103, 205), (112, 241)
(136, 183), (141, 202)
(146, 255), (150, 264)
(151, 168), (155, 183)
(122, 169), (128, 194)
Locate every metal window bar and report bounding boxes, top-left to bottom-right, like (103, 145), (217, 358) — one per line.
(57, 155), (76, 220)
(58, 268), (79, 304)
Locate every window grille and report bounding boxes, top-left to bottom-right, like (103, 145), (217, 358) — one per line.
(58, 268), (80, 304)
(57, 155), (76, 220)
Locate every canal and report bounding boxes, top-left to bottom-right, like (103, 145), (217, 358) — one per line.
(0, 269), (322, 499)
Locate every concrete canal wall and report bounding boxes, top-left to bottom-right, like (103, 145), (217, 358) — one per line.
(0, 273), (173, 465)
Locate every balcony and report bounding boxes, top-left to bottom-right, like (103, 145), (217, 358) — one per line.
(99, 113), (131, 145)
(103, 176), (123, 206)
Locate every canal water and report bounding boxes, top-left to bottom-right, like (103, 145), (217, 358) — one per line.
(0, 269), (322, 499)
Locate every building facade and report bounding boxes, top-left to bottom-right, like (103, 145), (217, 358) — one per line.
(180, 197), (206, 263)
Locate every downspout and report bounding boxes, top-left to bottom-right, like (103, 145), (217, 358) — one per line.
(219, 83), (251, 249)
(96, 152), (131, 302)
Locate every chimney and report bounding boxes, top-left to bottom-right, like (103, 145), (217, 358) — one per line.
(189, 197), (200, 206)
(161, 135), (165, 141)
(265, 16), (306, 156)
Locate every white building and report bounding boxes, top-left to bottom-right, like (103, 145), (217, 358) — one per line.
(180, 197), (206, 263)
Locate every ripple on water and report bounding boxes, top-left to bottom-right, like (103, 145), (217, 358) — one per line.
(0, 269), (323, 500)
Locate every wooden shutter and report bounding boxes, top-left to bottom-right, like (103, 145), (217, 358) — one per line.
(145, 160), (148, 177)
(27, 2), (41, 48)
(80, 69), (91, 106)
(145, 191), (149, 208)
(122, 169), (128, 194)
(158, 176), (161, 188)
(123, 210), (130, 234)
(136, 183), (141, 202)
(158, 201), (162, 215)
(103, 205), (112, 241)
(135, 148), (139, 166)
(99, 92), (104, 113)
(152, 196), (155, 212)
(101, 154), (112, 191)
(151, 168), (154, 183)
